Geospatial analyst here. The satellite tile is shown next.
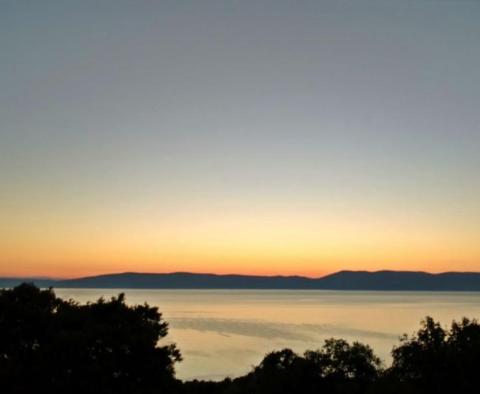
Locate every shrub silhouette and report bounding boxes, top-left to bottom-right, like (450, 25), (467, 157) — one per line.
(0, 283), (181, 394)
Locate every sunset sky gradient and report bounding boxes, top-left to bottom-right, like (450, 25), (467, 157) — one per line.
(1, 1), (479, 278)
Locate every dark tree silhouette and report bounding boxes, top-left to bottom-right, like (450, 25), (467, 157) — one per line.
(386, 316), (480, 394)
(224, 340), (381, 394)
(0, 283), (181, 394)
(2, 284), (480, 394)
(305, 338), (382, 381)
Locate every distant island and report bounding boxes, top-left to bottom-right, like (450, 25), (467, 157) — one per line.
(2, 270), (480, 291)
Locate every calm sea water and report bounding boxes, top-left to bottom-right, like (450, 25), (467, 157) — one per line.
(54, 289), (480, 381)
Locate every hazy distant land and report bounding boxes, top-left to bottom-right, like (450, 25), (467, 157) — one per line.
(2, 270), (480, 291)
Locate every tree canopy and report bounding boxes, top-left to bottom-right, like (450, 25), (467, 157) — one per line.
(1, 284), (480, 394)
(0, 283), (181, 394)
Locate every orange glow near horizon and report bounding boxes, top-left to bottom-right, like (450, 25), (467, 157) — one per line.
(2, 206), (479, 278)
(2, 1), (480, 281)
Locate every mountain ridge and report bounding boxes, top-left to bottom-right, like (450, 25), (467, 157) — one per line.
(2, 270), (480, 291)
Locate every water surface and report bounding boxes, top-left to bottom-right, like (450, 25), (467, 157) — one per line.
(55, 289), (480, 381)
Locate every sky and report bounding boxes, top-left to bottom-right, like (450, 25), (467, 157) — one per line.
(1, 0), (480, 278)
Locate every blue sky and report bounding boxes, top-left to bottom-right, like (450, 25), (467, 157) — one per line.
(1, 1), (479, 277)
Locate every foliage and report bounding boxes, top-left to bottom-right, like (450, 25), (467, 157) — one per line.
(214, 340), (381, 394)
(385, 316), (480, 394)
(0, 283), (181, 394)
(2, 284), (480, 394)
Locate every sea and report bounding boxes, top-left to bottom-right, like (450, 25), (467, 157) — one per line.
(54, 289), (480, 381)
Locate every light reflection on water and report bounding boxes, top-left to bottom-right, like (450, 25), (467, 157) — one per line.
(54, 289), (480, 381)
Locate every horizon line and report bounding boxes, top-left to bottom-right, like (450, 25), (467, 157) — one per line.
(2, 269), (480, 282)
